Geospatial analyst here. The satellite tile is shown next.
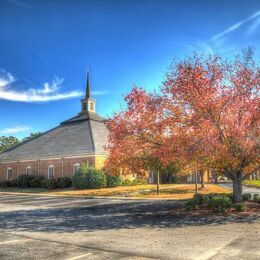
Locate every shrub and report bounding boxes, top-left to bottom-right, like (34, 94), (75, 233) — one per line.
(106, 174), (122, 187)
(121, 180), (133, 186)
(0, 180), (17, 188)
(253, 194), (260, 203)
(132, 178), (147, 185)
(185, 199), (199, 210)
(234, 203), (247, 212)
(193, 193), (210, 205)
(56, 176), (72, 189)
(242, 193), (252, 201)
(30, 176), (45, 188)
(121, 179), (147, 186)
(226, 193), (233, 202)
(17, 174), (35, 188)
(87, 168), (107, 189)
(209, 196), (232, 213)
(72, 168), (89, 189)
(72, 165), (107, 189)
(43, 179), (58, 189)
(17, 174), (45, 188)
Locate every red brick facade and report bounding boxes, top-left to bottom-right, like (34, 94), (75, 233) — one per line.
(0, 156), (96, 181)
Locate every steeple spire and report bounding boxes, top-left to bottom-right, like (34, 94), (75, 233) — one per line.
(86, 67), (91, 99)
(81, 68), (96, 114)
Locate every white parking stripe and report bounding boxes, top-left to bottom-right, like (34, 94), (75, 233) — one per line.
(0, 239), (27, 245)
(66, 253), (93, 260)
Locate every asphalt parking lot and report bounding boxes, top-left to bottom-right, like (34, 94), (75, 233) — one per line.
(0, 193), (259, 260)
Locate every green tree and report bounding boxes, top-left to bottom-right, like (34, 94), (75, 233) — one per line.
(22, 132), (42, 142)
(0, 136), (20, 153)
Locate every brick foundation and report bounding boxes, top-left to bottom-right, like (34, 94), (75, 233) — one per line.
(0, 156), (100, 181)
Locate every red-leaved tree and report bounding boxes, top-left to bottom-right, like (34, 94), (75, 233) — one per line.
(163, 49), (259, 202)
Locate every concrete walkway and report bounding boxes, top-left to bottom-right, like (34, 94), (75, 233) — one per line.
(219, 182), (260, 195)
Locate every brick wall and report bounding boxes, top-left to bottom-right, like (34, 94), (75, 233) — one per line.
(0, 156), (98, 181)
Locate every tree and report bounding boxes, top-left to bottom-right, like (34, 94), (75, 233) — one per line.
(163, 49), (259, 203)
(0, 136), (20, 153)
(105, 87), (176, 193)
(22, 132), (42, 142)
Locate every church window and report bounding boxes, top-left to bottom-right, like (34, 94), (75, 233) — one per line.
(48, 165), (54, 179)
(83, 102), (87, 111)
(73, 163), (80, 174)
(26, 166), (32, 175)
(7, 168), (12, 180)
(90, 102), (94, 111)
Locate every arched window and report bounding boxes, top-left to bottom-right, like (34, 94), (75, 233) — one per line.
(73, 163), (80, 174)
(26, 166), (32, 175)
(7, 168), (12, 180)
(48, 165), (54, 180)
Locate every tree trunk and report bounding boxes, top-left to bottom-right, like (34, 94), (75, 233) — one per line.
(200, 170), (205, 189)
(194, 171), (198, 194)
(156, 170), (160, 195)
(232, 175), (242, 203)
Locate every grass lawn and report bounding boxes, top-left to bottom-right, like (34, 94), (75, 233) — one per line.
(45, 184), (230, 199)
(243, 180), (260, 188)
(0, 184), (230, 199)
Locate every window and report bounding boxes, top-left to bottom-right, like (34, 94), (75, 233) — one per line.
(7, 168), (12, 180)
(48, 165), (54, 180)
(82, 102), (87, 111)
(26, 166), (32, 175)
(90, 102), (94, 111)
(73, 163), (80, 174)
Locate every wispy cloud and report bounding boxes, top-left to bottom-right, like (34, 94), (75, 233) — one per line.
(0, 70), (83, 102)
(247, 17), (260, 35)
(211, 10), (260, 41)
(92, 90), (108, 96)
(0, 126), (31, 134)
(5, 0), (36, 9)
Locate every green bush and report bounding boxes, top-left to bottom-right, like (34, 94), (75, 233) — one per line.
(121, 179), (147, 186)
(0, 180), (18, 188)
(193, 193), (210, 205)
(253, 194), (260, 203)
(17, 174), (35, 188)
(106, 174), (122, 187)
(56, 176), (72, 189)
(209, 196), (232, 213)
(72, 165), (107, 189)
(234, 203), (247, 212)
(43, 179), (58, 189)
(17, 174), (46, 188)
(87, 168), (107, 189)
(242, 193), (252, 201)
(30, 176), (45, 188)
(185, 199), (199, 210)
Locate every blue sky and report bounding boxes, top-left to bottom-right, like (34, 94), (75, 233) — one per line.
(0, 0), (259, 139)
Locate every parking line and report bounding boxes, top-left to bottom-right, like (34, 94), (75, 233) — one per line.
(0, 239), (27, 245)
(66, 253), (93, 260)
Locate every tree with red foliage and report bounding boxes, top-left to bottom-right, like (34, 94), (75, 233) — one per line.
(105, 87), (178, 193)
(163, 49), (259, 203)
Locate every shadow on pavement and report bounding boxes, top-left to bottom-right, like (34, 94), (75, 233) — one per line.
(0, 201), (259, 233)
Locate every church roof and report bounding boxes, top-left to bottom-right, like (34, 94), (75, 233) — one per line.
(0, 114), (108, 161)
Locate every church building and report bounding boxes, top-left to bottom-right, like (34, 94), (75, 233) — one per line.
(0, 71), (108, 181)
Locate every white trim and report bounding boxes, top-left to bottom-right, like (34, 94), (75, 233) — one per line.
(26, 165), (32, 175)
(7, 167), (12, 180)
(48, 165), (54, 180)
(0, 153), (108, 163)
(73, 163), (81, 174)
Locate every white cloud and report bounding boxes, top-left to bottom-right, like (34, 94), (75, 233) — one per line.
(92, 90), (108, 96)
(211, 10), (260, 41)
(0, 126), (31, 134)
(0, 71), (83, 102)
(247, 17), (260, 35)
